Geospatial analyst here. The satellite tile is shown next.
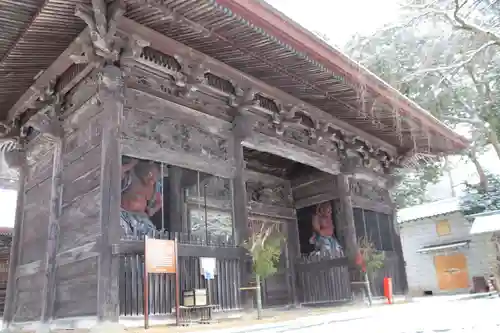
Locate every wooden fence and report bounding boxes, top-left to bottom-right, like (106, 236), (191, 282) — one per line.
(116, 232), (242, 316)
(295, 256), (352, 305)
(368, 251), (405, 297)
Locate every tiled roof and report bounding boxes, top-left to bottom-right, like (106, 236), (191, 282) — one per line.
(0, 0), (467, 155)
(397, 197), (461, 223)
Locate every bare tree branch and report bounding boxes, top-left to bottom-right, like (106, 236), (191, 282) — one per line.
(440, 115), (482, 124)
(402, 40), (496, 81)
(452, 0), (500, 45)
(402, 0), (500, 45)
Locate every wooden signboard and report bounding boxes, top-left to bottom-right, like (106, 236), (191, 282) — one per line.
(144, 237), (179, 329)
(145, 238), (177, 274)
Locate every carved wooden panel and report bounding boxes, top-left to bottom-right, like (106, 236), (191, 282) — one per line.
(246, 181), (292, 208)
(122, 45), (396, 173)
(291, 171), (338, 210)
(246, 172), (293, 208)
(349, 179), (391, 204)
(121, 105), (235, 177)
(125, 67), (233, 121)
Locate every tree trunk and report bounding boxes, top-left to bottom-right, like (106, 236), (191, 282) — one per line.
(256, 275), (263, 319)
(488, 129), (500, 161)
(364, 272), (373, 306)
(469, 152), (488, 190)
(444, 156), (456, 197)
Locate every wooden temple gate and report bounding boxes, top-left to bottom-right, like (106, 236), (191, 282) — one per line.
(0, 0), (467, 331)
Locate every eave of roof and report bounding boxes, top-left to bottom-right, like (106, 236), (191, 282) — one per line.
(470, 213), (500, 235)
(398, 197), (462, 223)
(213, 0), (468, 152)
(0, 0), (468, 155)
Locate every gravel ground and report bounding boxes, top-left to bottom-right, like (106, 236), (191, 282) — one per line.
(161, 296), (500, 333)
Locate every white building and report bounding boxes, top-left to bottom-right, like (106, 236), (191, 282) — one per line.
(398, 198), (496, 296)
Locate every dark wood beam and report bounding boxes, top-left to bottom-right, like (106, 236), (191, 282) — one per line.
(248, 202), (296, 220)
(97, 65), (123, 322)
(243, 132), (340, 175)
(351, 196), (393, 215)
(112, 240), (241, 259)
(6, 29), (89, 121)
(169, 166), (185, 232)
(337, 174), (358, 265)
(39, 138), (63, 324)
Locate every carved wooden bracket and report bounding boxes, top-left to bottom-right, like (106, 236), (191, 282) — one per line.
(74, 0), (126, 63)
(123, 34), (151, 59)
(176, 60), (206, 99)
(99, 65), (124, 92)
(246, 180), (290, 207)
(25, 112), (63, 141)
(232, 113), (252, 141)
(271, 105), (302, 136)
(229, 88), (258, 113)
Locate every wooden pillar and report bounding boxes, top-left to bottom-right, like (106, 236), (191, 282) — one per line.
(2, 147), (27, 327)
(337, 173), (364, 299)
(168, 166), (184, 232)
(284, 225), (298, 306)
(232, 114), (249, 245)
(337, 174), (359, 263)
(40, 138), (63, 326)
(387, 174), (409, 294)
(391, 212), (408, 294)
(231, 113), (251, 307)
(97, 64), (123, 322)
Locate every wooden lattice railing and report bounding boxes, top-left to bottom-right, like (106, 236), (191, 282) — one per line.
(115, 232), (242, 316)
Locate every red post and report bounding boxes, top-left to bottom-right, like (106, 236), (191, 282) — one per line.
(383, 277), (393, 304)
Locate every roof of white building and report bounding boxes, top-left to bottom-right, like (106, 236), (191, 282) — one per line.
(397, 197), (461, 223)
(468, 210), (500, 235)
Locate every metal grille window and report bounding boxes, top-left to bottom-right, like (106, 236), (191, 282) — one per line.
(352, 208), (394, 251)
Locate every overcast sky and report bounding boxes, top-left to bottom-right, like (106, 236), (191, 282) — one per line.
(0, 189), (16, 228)
(265, 0), (402, 46)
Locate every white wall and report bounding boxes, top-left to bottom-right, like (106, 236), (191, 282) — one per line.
(400, 211), (495, 296)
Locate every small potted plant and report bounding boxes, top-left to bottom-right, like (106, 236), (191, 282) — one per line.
(243, 225), (284, 319)
(358, 236), (385, 306)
